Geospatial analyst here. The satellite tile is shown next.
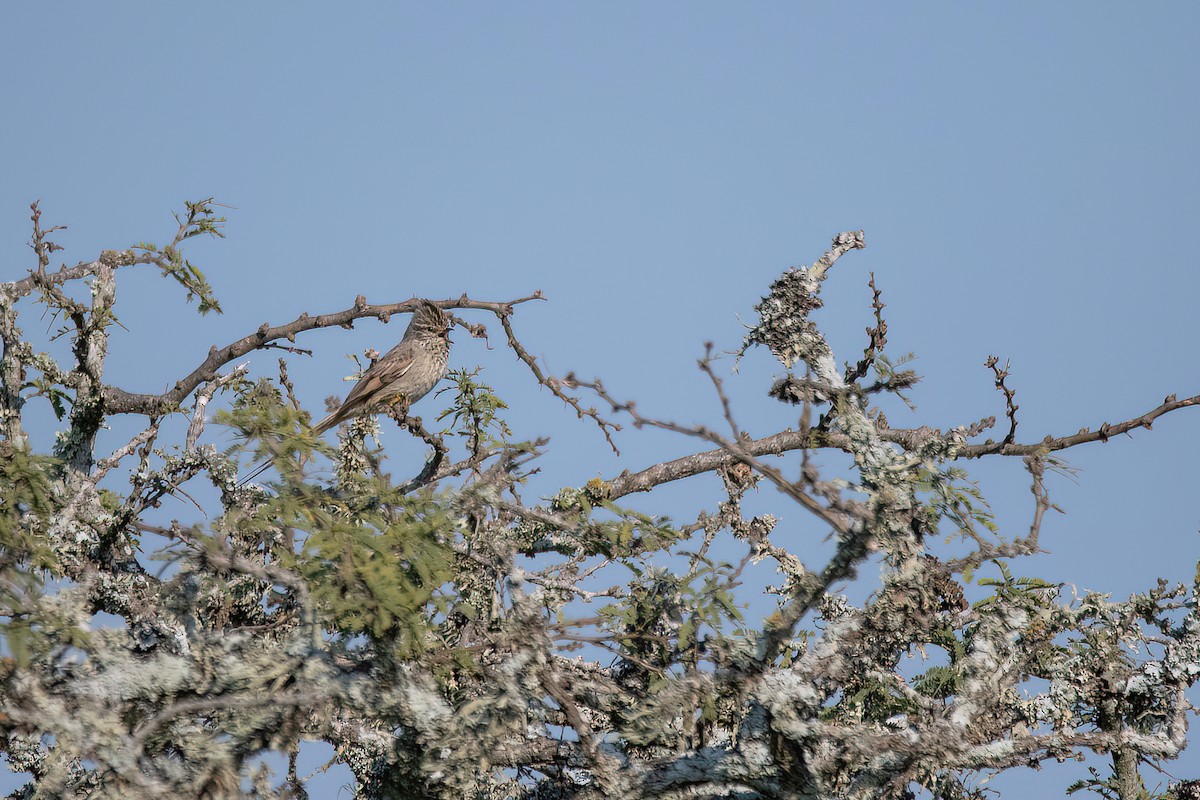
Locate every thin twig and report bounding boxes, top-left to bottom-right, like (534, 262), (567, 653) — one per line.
(985, 355), (1019, 445)
(500, 313), (621, 454)
(186, 363), (248, 450)
(102, 294), (546, 416)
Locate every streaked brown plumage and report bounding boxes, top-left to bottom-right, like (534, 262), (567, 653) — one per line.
(313, 300), (451, 433)
(236, 300), (450, 486)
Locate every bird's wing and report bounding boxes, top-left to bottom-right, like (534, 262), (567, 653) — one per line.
(337, 345), (416, 411)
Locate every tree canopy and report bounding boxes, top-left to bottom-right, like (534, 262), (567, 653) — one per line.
(1, 202), (1198, 799)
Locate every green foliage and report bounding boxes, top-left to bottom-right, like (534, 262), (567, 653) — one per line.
(821, 673), (914, 723)
(217, 378), (334, 480)
(438, 368), (512, 449)
(600, 555), (744, 677)
(918, 465), (998, 549)
(160, 249), (222, 315)
(132, 198), (226, 315)
(974, 559), (1059, 611)
(675, 556), (747, 649)
(217, 377), (454, 653)
(0, 444), (59, 574)
(590, 504), (680, 559)
(912, 664), (959, 699)
(4, 207), (1198, 798)
(865, 352), (921, 400)
(286, 489), (454, 652)
(0, 444), (63, 665)
(601, 568), (684, 673)
(535, 485), (681, 560)
(24, 376), (71, 420)
(617, 672), (718, 746)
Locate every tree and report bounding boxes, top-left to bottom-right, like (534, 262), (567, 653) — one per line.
(1, 201), (1197, 800)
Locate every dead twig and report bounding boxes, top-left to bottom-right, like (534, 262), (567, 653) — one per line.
(499, 311), (621, 454)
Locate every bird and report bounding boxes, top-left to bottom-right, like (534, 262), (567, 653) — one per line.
(311, 299), (452, 434)
(236, 299), (452, 486)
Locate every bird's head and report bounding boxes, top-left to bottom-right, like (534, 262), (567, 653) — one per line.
(410, 299), (452, 342)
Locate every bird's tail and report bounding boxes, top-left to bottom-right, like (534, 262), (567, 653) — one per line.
(235, 458), (273, 488)
(311, 412), (338, 435)
(235, 413), (340, 487)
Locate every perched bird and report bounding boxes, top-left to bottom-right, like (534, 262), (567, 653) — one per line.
(311, 299), (452, 433)
(237, 300), (451, 486)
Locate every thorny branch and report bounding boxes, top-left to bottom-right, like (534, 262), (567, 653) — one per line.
(845, 270), (888, 384)
(500, 311), (622, 453)
(601, 390), (1200, 500)
(3, 210), (1199, 800)
(186, 363), (249, 450)
(100, 293), (548, 417)
(986, 354), (1020, 445)
(564, 371), (854, 536)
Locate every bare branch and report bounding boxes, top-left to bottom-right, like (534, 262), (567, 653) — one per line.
(960, 391), (1200, 457)
(844, 270), (888, 384)
(567, 373), (853, 535)
(185, 363), (249, 450)
(102, 294), (546, 416)
(605, 392), (1200, 498)
(94, 418), (162, 481)
(500, 312), (622, 454)
(985, 354), (1020, 444)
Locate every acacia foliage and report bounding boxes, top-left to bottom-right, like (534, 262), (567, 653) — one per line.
(0, 204), (1198, 799)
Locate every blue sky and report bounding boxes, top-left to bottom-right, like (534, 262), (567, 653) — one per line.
(2, 4), (1199, 796)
